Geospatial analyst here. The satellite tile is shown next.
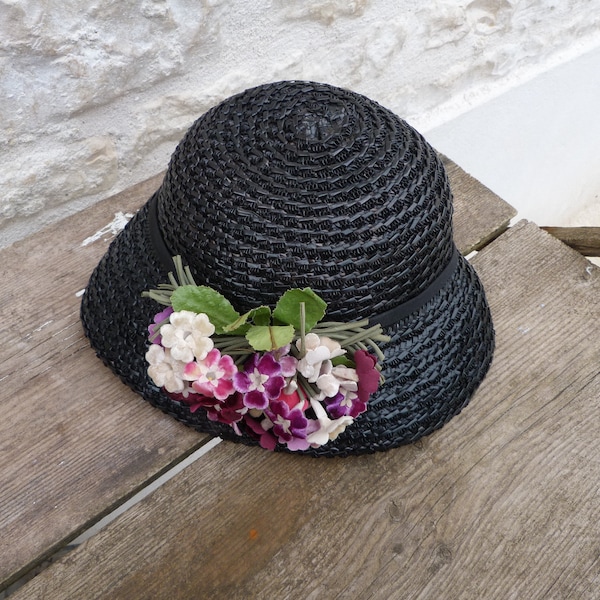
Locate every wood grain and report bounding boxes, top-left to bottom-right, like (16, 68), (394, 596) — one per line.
(0, 159), (514, 591)
(12, 221), (600, 600)
(0, 173), (208, 589)
(442, 153), (516, 253)
(541, 226), (600, 256)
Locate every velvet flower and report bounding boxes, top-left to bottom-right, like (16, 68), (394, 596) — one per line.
(354, 350), (380, 403)
(243, 415), (278, 451)
(265, 399), (311, 451)
(160, 310), (215, 363)
(181, 393), (218, 414)
(234, 353), (286, 410)
(203, 392), (247, 425)
(146, 343), (188, 394)
(183, 348), (236, 400)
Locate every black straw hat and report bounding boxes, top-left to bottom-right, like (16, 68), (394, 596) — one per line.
(81, 80), (494, 457)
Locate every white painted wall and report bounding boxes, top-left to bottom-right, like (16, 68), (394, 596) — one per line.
(425, 45), (600, 227)
(2, 0), (600, 249)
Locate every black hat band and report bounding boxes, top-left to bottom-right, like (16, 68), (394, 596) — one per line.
(147, 190), (459, 328)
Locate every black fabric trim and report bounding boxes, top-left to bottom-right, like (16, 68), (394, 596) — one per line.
(148, 191), (459, 327)
(370, 248), (460, 327)
(148, 191), (176, 273)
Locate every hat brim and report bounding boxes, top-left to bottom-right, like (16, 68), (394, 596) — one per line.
(81, 191), (494, 457)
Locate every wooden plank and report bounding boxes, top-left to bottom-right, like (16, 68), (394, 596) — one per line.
(0, 160), (514, 590)
(0, 173), (209, 589)
(443, 154), (516, 253)
(541, 226), (600, 256)
(11, 221), (600, 600)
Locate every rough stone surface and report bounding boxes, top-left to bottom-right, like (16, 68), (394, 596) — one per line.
(280, 0), (370, 24)
(0, 136), (117, 225)
(1, 0), (599, 247)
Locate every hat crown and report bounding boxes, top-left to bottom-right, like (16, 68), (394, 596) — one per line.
(292, 99), (348, 143)
(157, 81), (454, 319)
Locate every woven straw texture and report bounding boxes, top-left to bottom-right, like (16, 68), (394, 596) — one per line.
(81, 81), (494, 457)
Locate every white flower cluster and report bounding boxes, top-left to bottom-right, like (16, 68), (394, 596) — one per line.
(146, 310), (215, 394)
(146, 344), (187, 394)
(159, 310), (214, 362)
(296, 332), (359, 399)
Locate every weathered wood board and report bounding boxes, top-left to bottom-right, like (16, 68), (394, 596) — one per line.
(442, 153), (515, 253)
(541, 226), (600, 256)
(0, 174), (207, 589)
(11, 221), (600, 600)
(0, 159), (515, 591)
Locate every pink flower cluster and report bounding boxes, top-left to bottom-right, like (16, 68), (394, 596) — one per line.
(146, 309), (381, 451)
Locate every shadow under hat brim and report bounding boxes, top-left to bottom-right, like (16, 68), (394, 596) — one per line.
(81, 192), (494, 457)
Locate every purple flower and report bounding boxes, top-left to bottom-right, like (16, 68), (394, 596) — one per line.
(265, 399), (311, 451)
(324, 392), (352, 419)
(306, 398), (354, 446)
(323, 390), (366, 419)
(272, 344), (298, 377)
(243, 415), (278, 451)
(233, 353), (286, 410)
(148, 306), (174, 344)
(203, 392), (247, 425)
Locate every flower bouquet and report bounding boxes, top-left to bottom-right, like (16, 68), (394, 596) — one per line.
(143, 257), (390, 451)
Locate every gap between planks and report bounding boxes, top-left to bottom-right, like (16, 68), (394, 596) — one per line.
(9, 220), (600, 599)
(0, 438), (221, 599)
(0, 159), (515, 594)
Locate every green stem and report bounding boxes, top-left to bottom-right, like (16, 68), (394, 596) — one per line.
(144, 290), (172, 306)
(184, 265), (197, 286)
(331, 325), (384, 347)
(234, 355), (249, 367)
(313, 319), (370, 332)
(297, 376), (318, 402)
(216, 348), (254, 356)
(173, 256), (185, 285)
(299, 302), (306, 357)
(213, 336), (248, 347)
(296, 383), (308, 405)
(365, 338), (386, 362)
(167, 271), (178, 288)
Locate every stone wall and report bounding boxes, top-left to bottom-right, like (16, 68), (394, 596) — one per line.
(2, 0), (600, 247)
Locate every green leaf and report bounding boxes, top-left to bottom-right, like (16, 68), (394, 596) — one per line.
(332, 355), (354, 368)
(224, 322), (251, 336)
(222, 305), (272, 334)
(273, 288), (327, 331)
(222, 310), (252, 333)
(171, 285), (240, 334)
(245, 325), (295, 352)
(251, 306), (272, 326)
